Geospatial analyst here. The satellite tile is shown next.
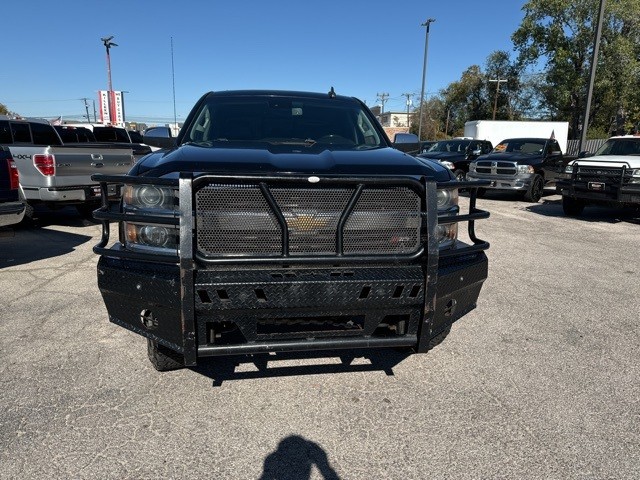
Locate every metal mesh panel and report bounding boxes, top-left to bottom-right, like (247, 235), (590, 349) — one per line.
(196, 184), (282, 256)
(344, 188), (421, 254)
(271, 188), (353, 255)
(195, 183), (422, 258)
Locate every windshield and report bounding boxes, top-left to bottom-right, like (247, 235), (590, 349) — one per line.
(182, 96), (383, 150)
(93, 127), (131, 143)
(492, 139), (545, 154)
(426, 140), (470, 153)
(593, 138), (640, 156)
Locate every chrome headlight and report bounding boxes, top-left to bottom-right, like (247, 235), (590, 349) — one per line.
(469, 163), (477, 173)
(437, 188), (459, 210)
(630, 169), (640, 184)
(123, 184), (177, 211)
(436, 223), (458, 248)
(517, 164), (535, 175)
(440, 160), (455, 170)
(565, 165), (574, 174)
(125, 222), (179, 252)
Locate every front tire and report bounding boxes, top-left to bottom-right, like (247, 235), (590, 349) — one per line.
(147, 339), (185, 371)
(562, 196), (586, 216)
(524, 174), (544, 202)
(453, 169), (466, 182)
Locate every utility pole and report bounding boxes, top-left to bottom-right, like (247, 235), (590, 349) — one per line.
(489, 78), (507, 120)
(81, 98), (91, 122)
(92, 100), (97, 122)
(402, 93), (413, 131)
(418, 18), (436, 141)
(579, 0), (606, 153)
(376, 92), (389, 114)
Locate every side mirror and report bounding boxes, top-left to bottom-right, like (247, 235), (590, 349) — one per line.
(578, 150), (590, 158)
(392, 133), (420, 154)
(143, 126), (177, 149)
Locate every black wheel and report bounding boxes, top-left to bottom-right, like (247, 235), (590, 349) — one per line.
(562, 196), (586, 216)
(147, 339), (185, 371)
(475, 187), (487, 198)
(524, 174), (544, 202)
(453, 169), (466, 182)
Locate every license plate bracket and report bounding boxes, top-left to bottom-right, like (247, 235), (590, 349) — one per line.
(588, 182), (605, 191)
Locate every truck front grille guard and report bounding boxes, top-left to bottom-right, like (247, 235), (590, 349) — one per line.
(566, 161), (632, 197)
(92, 173), (489, 364)
(92, 174), (489, 265)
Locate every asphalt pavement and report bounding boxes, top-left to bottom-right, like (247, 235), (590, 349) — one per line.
(0, 192), (638, 479)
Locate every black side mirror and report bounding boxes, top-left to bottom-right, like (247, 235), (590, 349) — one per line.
(578, 150), (590, 158)
(143, 126), (176, 149)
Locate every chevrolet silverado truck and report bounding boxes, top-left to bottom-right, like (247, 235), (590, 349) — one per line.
(557, 135), (640, 215)
(0, 116), (133, 219)
(417, 138), (493, 182)
(92, 90), (490, 371)
(0, 146), (25, 227)
(467, 137), (568, 202)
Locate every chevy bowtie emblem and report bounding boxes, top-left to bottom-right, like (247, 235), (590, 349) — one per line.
(287, 213), (330, 232)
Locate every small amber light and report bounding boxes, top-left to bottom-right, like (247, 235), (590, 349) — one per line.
(125, 223), (138, 243)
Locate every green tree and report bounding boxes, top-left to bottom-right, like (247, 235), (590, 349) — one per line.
(0, 102), (10, 115)
(512, 0), (640, 138)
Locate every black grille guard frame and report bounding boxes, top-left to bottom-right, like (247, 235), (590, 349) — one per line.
(92, 173), (490, 266)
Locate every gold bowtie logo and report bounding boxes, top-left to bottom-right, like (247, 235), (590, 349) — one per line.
(287, 213), (330, 232)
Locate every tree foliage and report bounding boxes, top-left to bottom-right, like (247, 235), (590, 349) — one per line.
(0, 102), (10, 115)
(512, 0), (640, 137)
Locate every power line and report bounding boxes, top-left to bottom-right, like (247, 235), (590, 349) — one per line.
(376, 92), (389, 113)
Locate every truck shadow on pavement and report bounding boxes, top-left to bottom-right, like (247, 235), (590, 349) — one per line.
(525, 198), (640, 224)
(258, 435), (341, 480)
(193, 348), (411, 387)
(0, 209), (94, 268)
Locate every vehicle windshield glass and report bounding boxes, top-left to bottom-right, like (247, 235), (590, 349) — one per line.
(182, 96), (383, 150)
(426, 140), (470, 153)
(492, 139), (545, 154)
(594, 138), (640, 156)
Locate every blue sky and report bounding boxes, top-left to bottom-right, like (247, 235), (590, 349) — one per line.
(1, 0), (527, 125)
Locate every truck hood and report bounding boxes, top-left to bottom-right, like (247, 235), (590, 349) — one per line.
(475, 152), (543, 165)
(130, 144), (453, 181)
(417, 151), (466, 162)
(567, 155), (640, 168)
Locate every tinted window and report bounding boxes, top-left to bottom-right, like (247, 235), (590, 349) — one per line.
(493, 139), (545, 154)
(55, 126), (96, 143)
(93, 127), (131, 142)
(594, 138), (640, 156)
(31, 122), (62, 145)
(128, 131), (143, 143)
(0, 121), (12, 144)
(11, 123), (31, 143)
(427, 140), (471, 153)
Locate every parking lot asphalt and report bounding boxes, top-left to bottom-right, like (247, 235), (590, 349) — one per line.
(0, 192), (638, 479)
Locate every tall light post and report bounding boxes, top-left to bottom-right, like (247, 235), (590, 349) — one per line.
(579, 0), (606, 153)
(418, 18), (435, 141)
(101, 35), (118, 124)
(489, 78), (507, 120)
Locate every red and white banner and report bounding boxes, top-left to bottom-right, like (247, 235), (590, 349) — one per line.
(98, 90), (125, 126)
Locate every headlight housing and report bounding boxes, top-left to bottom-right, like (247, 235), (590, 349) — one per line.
(123, 184), (177, 212)
(565, 165), (574, 174)
(122, 183), (179, 252)
(517, 164), (535, 175)
(469, 163), (477, 173)
(440, 160), (455, 170)
(630, 169), (640, 184)
(436, 188), (459, 249)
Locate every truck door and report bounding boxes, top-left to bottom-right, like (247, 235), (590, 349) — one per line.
(542, 140), (564, 182)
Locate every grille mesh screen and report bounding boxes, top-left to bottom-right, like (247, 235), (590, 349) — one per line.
(195, 183), (421, 257)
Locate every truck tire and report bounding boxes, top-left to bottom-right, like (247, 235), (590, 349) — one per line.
(453, 169), (466, 182)
(562, 196), (585, 216)
(523, 174), (544, 202)
(147, 339), (184, 371)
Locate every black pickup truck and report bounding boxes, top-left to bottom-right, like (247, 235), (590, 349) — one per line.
(0, 146), (25, 227)
(92, 90), (490, 371)
(467, 137), (568, 202)
(418, 139), (493, 182)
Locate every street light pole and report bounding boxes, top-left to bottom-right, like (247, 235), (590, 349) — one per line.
(579, 0), (606, 154)
(489, 78), (507, 120)
(418, 18), (435, 141)
(101, 36), (118, 124)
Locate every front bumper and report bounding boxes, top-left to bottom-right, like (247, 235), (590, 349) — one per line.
(97, 252), (488, 360)
(467, 173), (533, 191)
(0, 201), (25, 227)
(557, 180), (640, 206)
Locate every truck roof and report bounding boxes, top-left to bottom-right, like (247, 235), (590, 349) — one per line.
(204, 89), (360, 103)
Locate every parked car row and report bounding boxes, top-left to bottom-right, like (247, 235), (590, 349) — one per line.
(417, 131), (640, 214)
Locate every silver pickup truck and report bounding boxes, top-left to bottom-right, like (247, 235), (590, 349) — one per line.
(0, 116), (133, 219)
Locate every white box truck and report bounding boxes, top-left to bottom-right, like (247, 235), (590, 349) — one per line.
(464, 120), (569, 153)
